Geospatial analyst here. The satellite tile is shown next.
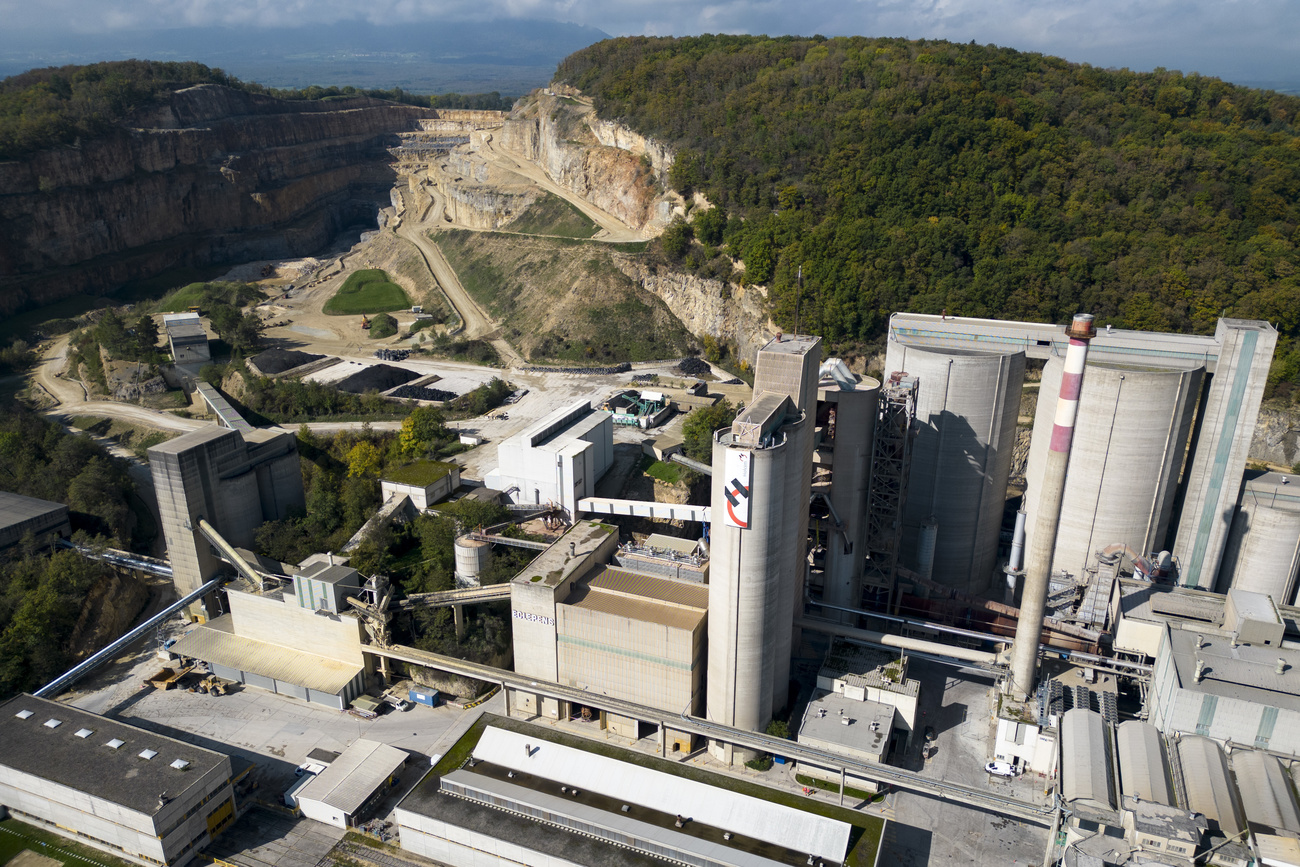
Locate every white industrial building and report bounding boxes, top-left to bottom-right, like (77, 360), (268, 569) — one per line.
(396, 725), (853, 867)
(295, 739), (407, 828)
(486, 399), (613, 518)
(162, 313), (210, 366)
(0, 695), (236, 867)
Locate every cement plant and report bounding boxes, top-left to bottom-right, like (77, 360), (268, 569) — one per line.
(2, 76), (1300, 867)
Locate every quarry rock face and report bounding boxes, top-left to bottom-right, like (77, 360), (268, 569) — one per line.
(0, 84), (435, 315)
(617, 260), (771, 362)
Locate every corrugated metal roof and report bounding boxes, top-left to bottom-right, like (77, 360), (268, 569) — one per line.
(471, 726), (851, 863)
(297, 739), (407, 815)
(169, 616), (362, 694)
(585, 565), (709, 609)
(1233, 750), (1300, 834)
(563, 586), (704, 631)
(1176, 736), (1245, 837)
(1060, 709), (1115, 812)
(1115, 721), (1173, 806)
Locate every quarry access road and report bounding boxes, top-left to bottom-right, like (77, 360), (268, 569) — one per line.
(396, 197), (526, 369)
(32, 337), (204, 433)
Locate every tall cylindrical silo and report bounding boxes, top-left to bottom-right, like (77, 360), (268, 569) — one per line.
(1024, 360), (1202, 579)
(707, 402), (802, 760)
(1221, 473), (1300, 603)
(885, 342), (1026, 593)
(816, 376), (881, 624)
(454, 536), (492, 587)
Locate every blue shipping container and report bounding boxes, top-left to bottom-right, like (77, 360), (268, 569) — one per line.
(409, 688), (440, 707)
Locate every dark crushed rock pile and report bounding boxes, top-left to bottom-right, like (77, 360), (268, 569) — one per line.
(677, 357), (711, 376)
(523, 362), (631, 375)
(390, 385), (457, 401)
(251, 349), (325, 375)
(334, 364), (419, 394)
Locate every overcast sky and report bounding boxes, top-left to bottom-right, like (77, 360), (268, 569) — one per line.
(3, 0), (1297, 86)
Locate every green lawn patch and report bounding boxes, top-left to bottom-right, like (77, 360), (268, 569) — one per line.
(645, 459), (683, 486)
(507, 192), (600, 239)
(324, 270), (410, 315)
(796, 773), (883, 804)
(0, 819), (137, 867)
(385, 460), (456, 487)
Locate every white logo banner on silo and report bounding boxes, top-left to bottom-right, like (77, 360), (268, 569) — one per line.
(722, 450), (752, 529)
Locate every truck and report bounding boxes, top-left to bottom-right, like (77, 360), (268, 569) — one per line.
(145, 665), (191, 690)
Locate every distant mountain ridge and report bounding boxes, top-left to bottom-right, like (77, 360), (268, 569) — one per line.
(0, 19), (609, 94)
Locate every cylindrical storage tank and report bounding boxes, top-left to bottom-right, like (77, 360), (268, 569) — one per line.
(817, 378), (880, 624)
(1220, 473), (1300, 602)
(1024, 360), (1202, 580)
(885, 342), (1026, 593)
(707, 426), (796, 741)
(454, 536), (492, 587)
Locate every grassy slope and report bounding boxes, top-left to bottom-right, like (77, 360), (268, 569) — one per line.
(323, 269), (411, 315)
(506, 192), (601, 239)
(432, 230), (692, 364)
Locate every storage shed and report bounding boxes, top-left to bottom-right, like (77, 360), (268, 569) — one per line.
(296, 739), (408, 828)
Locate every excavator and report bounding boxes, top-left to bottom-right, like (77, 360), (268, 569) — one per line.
(361, 315), (371, 330)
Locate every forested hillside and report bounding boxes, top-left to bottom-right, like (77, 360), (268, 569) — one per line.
(558, 36), (1300, 394)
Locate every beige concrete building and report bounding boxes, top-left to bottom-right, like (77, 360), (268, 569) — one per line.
(510, 522), (708, 751)
(170, 577), (370, 709)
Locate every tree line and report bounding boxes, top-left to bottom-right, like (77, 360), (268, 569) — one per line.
(1, 59), (512, 161)
(558, 35), (1300, 395)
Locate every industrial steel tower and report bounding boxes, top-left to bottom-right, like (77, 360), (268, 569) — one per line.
(1009, 313), (1096, 698)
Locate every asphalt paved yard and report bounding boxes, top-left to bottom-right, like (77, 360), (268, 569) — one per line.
(878, 659), (1050, 866)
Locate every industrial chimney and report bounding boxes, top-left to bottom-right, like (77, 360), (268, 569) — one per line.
(1009, 313), (1096, 698)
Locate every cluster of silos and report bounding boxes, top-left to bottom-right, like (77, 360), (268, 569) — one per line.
(1219, 472), (1300, 603)
(1023, 359), (1203, 579)
(884, 341), (1025, 593)
(815, 369), (881, 622)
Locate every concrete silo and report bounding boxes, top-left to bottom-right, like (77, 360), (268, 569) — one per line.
(707, 393), (805, 764)
(884, 342), (1026, 593)
(1024, 359), (1203, 579)
(1221, 472), (1300, 603)
(814, 368), (880, 621)
(454, 536), (492, 587)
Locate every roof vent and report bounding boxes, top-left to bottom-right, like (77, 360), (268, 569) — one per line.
(170, 759), (190, 770)
(139, 749), (159, 760)
(75, 728), (94, 739)
(1194, 659), (1206, 683)
(43, 719), (62, 729)
(1195, 634), (1205, 649)
(1277, 658), (1288, 675)
(106, 739), (125, 749)
(15, 709), (33, 719)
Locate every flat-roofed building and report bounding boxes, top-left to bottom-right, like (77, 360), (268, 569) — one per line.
(162, 313), (210, 366)
(396, 725), (854, 867)
(0, 694), (235, 867)
(487, 400), (613, 518)
(295, 739), (407, 828)
(0, 491), (70, 550)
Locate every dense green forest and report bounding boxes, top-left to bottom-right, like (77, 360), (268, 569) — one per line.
(558, 36), (1300, 395)
(0, 59), (511, 160)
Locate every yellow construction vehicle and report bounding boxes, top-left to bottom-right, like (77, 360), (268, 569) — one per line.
(361, 315), (371, 330)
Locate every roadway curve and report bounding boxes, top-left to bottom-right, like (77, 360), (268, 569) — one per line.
(33, 337), (204, 433)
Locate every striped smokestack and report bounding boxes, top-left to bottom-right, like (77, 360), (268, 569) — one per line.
(1009, 313), (1096, 698)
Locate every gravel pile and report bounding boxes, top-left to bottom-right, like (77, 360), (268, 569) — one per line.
(676, 357), (711, 376)
(631, 373), (658, 383)
(334, 364), (419, 394)
(523, 362), (632, 375)
(390, 385), (457, 401)
(251, 348), (325, 375)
